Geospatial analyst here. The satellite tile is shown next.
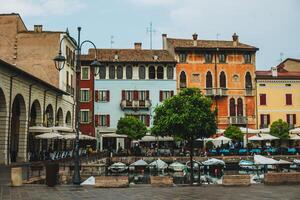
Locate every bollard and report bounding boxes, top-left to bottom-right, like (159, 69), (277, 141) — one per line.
(11, 167), (23, 187)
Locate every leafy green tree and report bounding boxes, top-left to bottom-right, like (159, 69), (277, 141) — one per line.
(116, 116), (147, 140)
(270, 119), (290, 141)
(152, 88), (217, 185)
(224, 125), (244, 142)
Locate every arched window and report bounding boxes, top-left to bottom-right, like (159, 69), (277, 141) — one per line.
(229, 98), (236, 116)
(117, 65), (123, 79)
(245, 72), (252, 89)
(179, 71), (187, 88)
(126, 65), (132, 79)
(220, 71), (226, 88)
(109, 65), (115, 79)
(206, 71), (213, 88)
(167, 66), (174, 79)
(149, 66), (155, 79)
(99, 65), (106, 79)
(65, 111), (72, 127)
(237, 98), (243, 116)
(157, 66), (164, 79)
(139, 66), (145, 79)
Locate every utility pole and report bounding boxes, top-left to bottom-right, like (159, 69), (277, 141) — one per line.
(147, 22), (156, 49)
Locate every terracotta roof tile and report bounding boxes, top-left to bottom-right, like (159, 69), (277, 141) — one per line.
(256, 70), (300, 79)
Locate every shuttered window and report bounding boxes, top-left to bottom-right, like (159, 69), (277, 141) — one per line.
(259, 94), (266, 105)
(286, 94), (292, 105)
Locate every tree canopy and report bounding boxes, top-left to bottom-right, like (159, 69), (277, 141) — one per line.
(116, 116), (147, 140)
(270, 119), (290, 140)
(224, 125), (244, 142)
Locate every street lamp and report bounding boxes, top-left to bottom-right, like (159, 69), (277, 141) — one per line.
(54, 27), (100, 185)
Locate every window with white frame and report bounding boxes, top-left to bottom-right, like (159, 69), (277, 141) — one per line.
(138, 91), (146, 101)
(96, 90), (109, 102)
(80, 110), (90, 123)
(81, 66), (90, 80)
(160, 91), (173, 102)
(99, 115), (107, 126)
(125, 91), (133, 101)
(80, 89), (90, 102)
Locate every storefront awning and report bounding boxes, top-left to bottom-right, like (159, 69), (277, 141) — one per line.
(29, 126), (52, 133)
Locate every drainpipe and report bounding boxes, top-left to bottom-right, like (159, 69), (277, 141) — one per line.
(7, 74), (19, 164)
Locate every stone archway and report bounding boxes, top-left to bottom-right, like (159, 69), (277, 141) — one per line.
(65, 111), (71, 127)
(0, 88), (8, 164)
(10, 94), (27, 163)
(30, 100), (42, 126)
(56, 107), (63, 126)
(45, 104), (54, 127)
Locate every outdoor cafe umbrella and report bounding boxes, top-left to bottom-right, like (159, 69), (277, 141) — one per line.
(249, 134), (279, 141)
(213, 135), (231, 142)
(149, 159), (168, 170)
(248, 135), (265, 141)
(130, 159), (148, 167)
(258, 128), (270, 133)
(239, 127), (260, 134)
(63, 133), (96, 140)
(35, 132), (63, 139)
(289, 134), (300, 140)
(290, 128), (300, 134)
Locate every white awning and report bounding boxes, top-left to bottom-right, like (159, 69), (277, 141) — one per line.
(101, 133), (127, 138)
(290, 128), (300, 134)
(29, 126), (52, 133)
(240, 127), (260, 134)
(35, 132), (62, 139)
(63, 134), (96, 140)
(140, 135), (174, 142)
(51, 126), (74, 133)
(290, 134), (300, 140)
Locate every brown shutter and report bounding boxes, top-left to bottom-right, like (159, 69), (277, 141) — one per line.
(293, 114), (296, 125)
(106, 90), (110, 102)
(89, 111), (92, 123)
(89, 90), (92, 102)
(134, 90), (138, 100)
(171, 90), (174, 97)
(146, 115), (150, 127)
(95, 90), (99, 102)
(146, 90), (149, 100)
(267, 114), (270, 125)
(95, 115), (99, 127)
(106, 115), (110, 127)
(122, 90), (125, 100)
(287, 114), (290, 124)
(159, 91), (163, 102)
(260, 114), (264, 128)
(286, 94), (292, 105)
(260, 94), (266, 105)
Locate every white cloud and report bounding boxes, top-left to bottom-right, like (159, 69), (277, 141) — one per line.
(0, 0), (86, 16)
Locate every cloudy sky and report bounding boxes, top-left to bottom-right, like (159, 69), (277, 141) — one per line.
(0, 0), (299, 69)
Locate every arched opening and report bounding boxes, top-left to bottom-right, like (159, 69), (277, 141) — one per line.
(126, 65), (133, 79)
(167, 66), (174, 80)
(245, 72), (252, 89)
(10, 94), (26, 163)
(99, 65), (106, 79)
(149, 66), (155, 79)
(65, 111), (71, 127)
(157, 66), (164, 79)
(109, 65), (115, 79)
(117, 65), (123, 79)
(30, 100), (42, 126)
(0, 88), (8, 164)
(56, 108), (63, 126)
(45, 104), (54, 127)
(139, 66), (145, 79)
(206, 71), (213, 88)
(179, 71), (187, 89)
(220, 71), (226, 88)
(237, 98), (243, 116)
(229, 98), (236, 116)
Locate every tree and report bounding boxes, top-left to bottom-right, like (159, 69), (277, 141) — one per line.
(116, 116), (147, 140)
(152, 88), (217, 185)
(224, 125), (244, 142)
(270, 119), (290, 142)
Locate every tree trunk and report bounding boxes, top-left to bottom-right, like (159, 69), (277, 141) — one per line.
(189, 138), (194, 185)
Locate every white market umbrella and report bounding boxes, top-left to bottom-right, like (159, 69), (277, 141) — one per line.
(63, 134), (96, 140)
(290, 128), (300, 134)
(248, 135), (265, 141)
(36, 132), (63, 139)
(130, 159), (148, 167)
(289, 134), (300, 140)
(51, 126), (74, 133)
(240, 127), (260, 134)
(260, 134), (279, 140)
(259, 128), (270, 133)
(277, 159), (292, 164)
(29, 126), (52, 133)
(169, 162), (186, 171)
(80, 176), (95, 186)
(101, 133), (127, 138)
(140, 135), (174, 142)
(213, 135), (231, 142)
(202, 158), (225, 166)
(254, 155), (279, 165)
(217, 129), (225, 134)
(149, 159), (168, 170)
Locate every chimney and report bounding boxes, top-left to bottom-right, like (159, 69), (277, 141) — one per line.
(134, 42), (142, 50)
(162, 33), (167, 50)
(192, 33), (198, 46)
(232, 33), (239, 47)
(34, 25), (43, 33)
(271, 67), (278, 77)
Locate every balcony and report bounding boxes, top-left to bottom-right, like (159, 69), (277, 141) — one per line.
(229, 116), (247, 125)
(120, 100), (152, 110)
(245, 88), (254, 96)
(204, 88), (214, 96)
(180, 82), (187, 89)
(204, 88), (227, 97)
(66, 85), (74, 95)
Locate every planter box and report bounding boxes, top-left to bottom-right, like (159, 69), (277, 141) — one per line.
(223, 175), (251, 186)
(264, 173), (300, 185)
(95, 176), (129, 188)
(150, 176), (173, 187)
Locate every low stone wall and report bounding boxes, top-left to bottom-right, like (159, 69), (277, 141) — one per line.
(264, 173), (300, 185)
(94, 176), (129, 188)
(223, 175), (251, 186)
(150, 176), (173, 187)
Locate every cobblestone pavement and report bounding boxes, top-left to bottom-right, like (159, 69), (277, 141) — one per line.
(1, 184), (300, 200)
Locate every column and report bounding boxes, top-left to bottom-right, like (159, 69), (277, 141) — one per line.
(17, 119), (28, 162)
(163, 66), (167, 80)
(154, 66), (158, 80)
(0, 115), (9, 164)
(105, 65), (109, 79)
(123, 66), (126, 80)
(145, 66), (149, 80)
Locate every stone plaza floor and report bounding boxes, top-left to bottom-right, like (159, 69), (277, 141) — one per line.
(0, 184), (300, 200)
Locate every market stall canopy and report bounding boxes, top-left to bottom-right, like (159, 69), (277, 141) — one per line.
(261, 134), (279, 140)
(248, 135), (265, 141)
(168, 162), (186, 171)
(254, 155), (279, 165)
(213, 136), (231, 142)
(51, 126), (74, 133)
(277, 159), (292, 164)
(140, 135), (173, 142)
(35, 132), (62, 139)
(29, 126), (52, 133)
(130, 159), (148, 166)
(63, 134), (96, 140)
(239, 127), (260, 134)
(101, 133), (127, 138)
(202, 158), (225, 166)
(258, 128), (270, 133)
(249, 134), (279, 141)
(149, 159), (168, 170)
(217, 129), (225, 134)
(290, 127), (300, 134)
(290, 134), (300, 140)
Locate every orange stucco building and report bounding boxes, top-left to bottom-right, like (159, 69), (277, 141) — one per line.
(163, 33), (259, 129)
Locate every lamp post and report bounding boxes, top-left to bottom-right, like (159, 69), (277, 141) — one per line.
(54, 27), (101, 185)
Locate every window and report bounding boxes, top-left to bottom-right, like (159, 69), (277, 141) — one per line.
(245, 72), (252, 89)
(159, 91), (174, 102)
(149, 66), (155, 79)
(109, 65), (115, 79)
(99, 65), (106, 79)
(259, 84), (266, 87)
(191, 73), (200, 83)
(125, 91), (133, 101)
(95, 115), (110, 127)
(179, 53), (187, 63)
(287, 114), (296, 128)
(237, 98), (243, 116)
(126, 65), (132, 79)
(157, 66), (164, 79)
(219, 53), (226, 63)
(260, 114), (270, 128)
(179, 71), (187, 89)
(244, 53), (251, 63)
(167, 66), (174, 79)
(219, 71), (226, 88)
(286, 94), (292, 105)
(95, 90), (109, 102)
(80, 89), (90, 102)
(139, 66), (146, 79)
(81, 67), (90, 80)
(229, 98), (236, 116)
(205, 53), (212, 63)
(66, 71), (69, 86)
(259, 94), (266, 105)
(117, 65), (123, 79)
(138, 91), (146, 101)
(206, 71), (213, 88)
(80, 110), (90, 123)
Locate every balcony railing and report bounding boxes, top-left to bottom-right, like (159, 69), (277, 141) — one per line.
(66, 85), (74, 95)
(180, 82), (187, 89)
(245, 88), (254, 96)
(120, 99), (152, 110)
(204, 88), (227, 97)
(229, 116), (247, 125)
(215, 88), (227, 96)
(204, 88), (214, 96)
